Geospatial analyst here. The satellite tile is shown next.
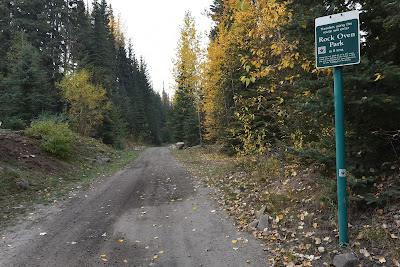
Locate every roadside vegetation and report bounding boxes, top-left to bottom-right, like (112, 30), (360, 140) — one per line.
(0, 120), (142, 229)
(173, 146), (400, 266)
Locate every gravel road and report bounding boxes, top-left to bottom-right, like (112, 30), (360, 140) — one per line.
(0, 147), (268, 266)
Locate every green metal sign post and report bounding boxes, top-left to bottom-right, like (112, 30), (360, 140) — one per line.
(315, 10), (360, 247)
(334, 66), (348, 246)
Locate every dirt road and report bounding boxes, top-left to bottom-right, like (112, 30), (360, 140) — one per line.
(0, 147), (268, 266)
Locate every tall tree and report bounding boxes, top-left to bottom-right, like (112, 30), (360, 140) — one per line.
(1, 45), (53, 122)
(170, 12), (202, 146)
(0, 0), (12, 76)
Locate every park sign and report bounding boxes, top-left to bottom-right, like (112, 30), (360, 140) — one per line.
(315, 10), (361, 247)
(315, 10), (360, 68)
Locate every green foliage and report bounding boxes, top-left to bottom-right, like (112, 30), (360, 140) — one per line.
(1, 117), (25, 131)
(1, 45), (53, 122)
(26, 117), (76, 158)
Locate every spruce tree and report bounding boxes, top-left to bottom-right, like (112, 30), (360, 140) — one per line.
(1, 45), (53, 122)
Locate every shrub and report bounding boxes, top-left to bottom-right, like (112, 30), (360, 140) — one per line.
(26, 117), (75, 158)
(2, 117), (25, 130)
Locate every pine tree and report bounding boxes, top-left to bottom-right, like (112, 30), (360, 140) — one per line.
(1, 45), (53, 122)
(64, 0), (91, 71)
(0, 0), (12, 76)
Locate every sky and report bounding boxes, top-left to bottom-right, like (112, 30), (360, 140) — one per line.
(89, 0), (214, 95)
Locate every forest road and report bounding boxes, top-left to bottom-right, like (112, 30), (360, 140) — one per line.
(0, 147), (268, 267)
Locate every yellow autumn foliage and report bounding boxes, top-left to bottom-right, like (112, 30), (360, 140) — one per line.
(57, 69), (111, 136)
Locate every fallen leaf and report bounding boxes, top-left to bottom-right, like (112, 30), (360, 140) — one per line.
(378, 257), (386, 263)
(159, 251), (164, 254)
(135, 240), (140, 243)
(102, 232), (107, 237)
(1, 237), (5, 239)
(118, 239), (124, 243)
(100, 255), (107, 258)
(123, 259), (128, 263)
(393, 258), (400, 267)
(318, 247), (325, 253)
(193, 207), (196, 210)
(374, 73), (385, 81)
(232, 240), (238, 244)
(315, 238), (321, 245)
(102, 259), (108, 262)
(360, 248), (370, 257)
(153, 255), (158, 259)
(39, 232), (47, 236)
(313, 223), (318, 229)
(246, 260), (251, 264)
(323, 237), (331, 242)
(390, 233), (398, 239)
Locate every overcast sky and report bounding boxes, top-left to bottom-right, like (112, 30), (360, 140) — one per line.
(89, 0), (214, 95)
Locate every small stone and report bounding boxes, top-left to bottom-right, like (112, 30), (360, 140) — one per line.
(333, 253), (358, 267)
(16, 178), (30, 189)
(257, 215), (269, 231)
(256, 205), (267, 218)
(98, 158), (111, 163)
(248, 220), (259, 230)
(176, 142), (185, 150)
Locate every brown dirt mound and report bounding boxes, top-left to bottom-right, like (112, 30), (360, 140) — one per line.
(0, 132), (72, 175)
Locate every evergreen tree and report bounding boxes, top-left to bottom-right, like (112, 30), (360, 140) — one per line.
(0, 0), (12, 76)
(1, 45), (53, 122)
(64, 0), (91, 71)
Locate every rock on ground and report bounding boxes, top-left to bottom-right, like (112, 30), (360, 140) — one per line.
(333, 253), (359, 267)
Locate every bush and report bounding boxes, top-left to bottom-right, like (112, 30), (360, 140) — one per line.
(26, 117), (75, 158)
(2, 117), (25, 130)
